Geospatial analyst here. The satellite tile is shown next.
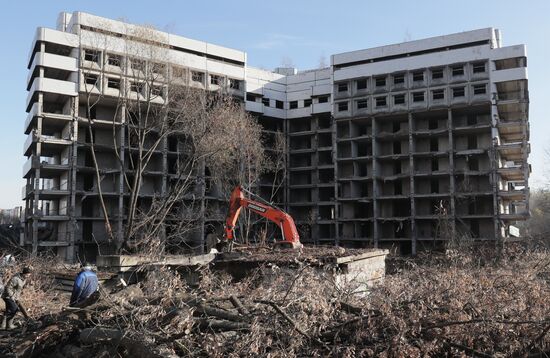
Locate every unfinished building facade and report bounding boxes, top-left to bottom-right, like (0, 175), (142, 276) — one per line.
(23, 12), (530, 260)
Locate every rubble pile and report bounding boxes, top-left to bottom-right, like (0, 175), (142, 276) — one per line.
(0, 246), (548, 357)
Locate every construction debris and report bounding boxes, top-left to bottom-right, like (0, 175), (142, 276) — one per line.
(0, 245), (548, 357)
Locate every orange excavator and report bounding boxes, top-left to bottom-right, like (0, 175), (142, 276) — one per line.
(222, 186), (302, 250)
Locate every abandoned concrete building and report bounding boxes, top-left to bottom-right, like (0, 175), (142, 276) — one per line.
(22, 12), (530, 261)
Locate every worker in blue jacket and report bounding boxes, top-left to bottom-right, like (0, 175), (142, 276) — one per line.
(69, 264), (99, 307)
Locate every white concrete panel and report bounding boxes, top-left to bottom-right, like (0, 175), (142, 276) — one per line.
(333, 28), (494, 66)
(287, 107), (313, 119)
(28, 53), (78, 85)
(206, 60), (245, 79)
(286, 71), (316, 84)
(491, 67), (528, 83)
(262, 82), (287, 93)
(334, 45), (494, 81)
(312, 102), (332, 114)
(312, 84), (332, 96)
(245, 101), (263, 113)
(287, 89), (313, 101)
(206, 43), (246, 63)
(263, 88), (286, 101)
(263, 107), (286, 119)
(26, 78), (77, 110)
(489, 45), (527, 61)
(29, 28), (78, 64)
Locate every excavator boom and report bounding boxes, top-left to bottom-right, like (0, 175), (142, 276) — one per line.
(224, 186), (301, 248)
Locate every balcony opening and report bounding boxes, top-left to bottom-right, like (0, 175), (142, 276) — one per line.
(356, 79), (367, 90)
(304, 99), (312, 107)
(470, 220), (480, 238)
(467, 135), (477, 150)
(394, 161), (401, 174)
(432, 89), (444, 100)
(338, 102), (348, 112)
(168, 137), (178, 152)
(429, 119), (438, 130)
(452, 87), (465, 98)
(431, 179), (439, 194)
(191, 71), (204, 83)
(84, 152), (94, 166)
(472, 62), (486, 73)
(473, 84), (486, 95)
(84, 74), (98, 86)
(412, 71), (424, 82)
(412, 92), (425, 102)
(430, 138), (438, 152)
(392, 121), (400, 133)
(394, 94), (405, 105)
(83, 174), (94, 191)
(375, 96), (387, 107)
(394, 181), (402, 195)
(393, 74), (405, 85)
(337, 83), (348, 92)
(431, 158), (439, 171)
(468, 157), (479, 171)
(262, 98), (270, 107)
(276, 100), (284, 109)
(151, 85), (163, 97)
(375, 77), (386, 87)
(318, 96), (329, 103)
(393, 141), (401, 154)
(210, 75), (221, 85)
(84, 49), (100, 63)
(467, 115), (477, 126)
(356, 99), (368, 110)
(229, 79), (241, 90)
(452, 65), (464, 76)
(130, 82), (144, 93)
(107, 77), (120, 89)
(289, 101), (298, 109)
(431, 68), (444, 79)
(107, 54), (121, 67)
(130, 59), (145, 71)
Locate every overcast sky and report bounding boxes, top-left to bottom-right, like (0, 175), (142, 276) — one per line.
(0, 0), (548, 208)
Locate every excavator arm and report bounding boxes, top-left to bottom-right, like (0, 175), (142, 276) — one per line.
(224, 186), (301, 248)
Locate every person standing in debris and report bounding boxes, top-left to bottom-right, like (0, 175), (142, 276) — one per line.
(0, 254), (16, 296)
(69, 264), (99, 307)
(1, 266), (31, 330)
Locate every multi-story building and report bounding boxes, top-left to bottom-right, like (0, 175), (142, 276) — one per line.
(23, 12), (530, 261)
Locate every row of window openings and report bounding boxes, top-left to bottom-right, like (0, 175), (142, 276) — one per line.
(337, 63), (486, 93)
(84, 49), (241, 89)
(337, 85), (486, 112)
(84, 74), (164, 95)
(256, 96), (329, 109)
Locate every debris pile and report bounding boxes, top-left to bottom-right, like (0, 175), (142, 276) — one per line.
(0, 246), (548, 357)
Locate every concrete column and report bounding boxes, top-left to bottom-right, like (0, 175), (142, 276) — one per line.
(117, 105), (126, 244)
(408, 113), (416, 255)
(32, 94), (44, 255)
(312, 116), (320, 244)
(490, 100), (500, 242)
(448, 108), (456, 237)
(371, 117), (378, 248)
(67, 97), (79, 262)
(330, 114), (339, 246)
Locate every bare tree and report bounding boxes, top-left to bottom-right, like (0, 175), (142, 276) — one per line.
(79, 23), (266, 255)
